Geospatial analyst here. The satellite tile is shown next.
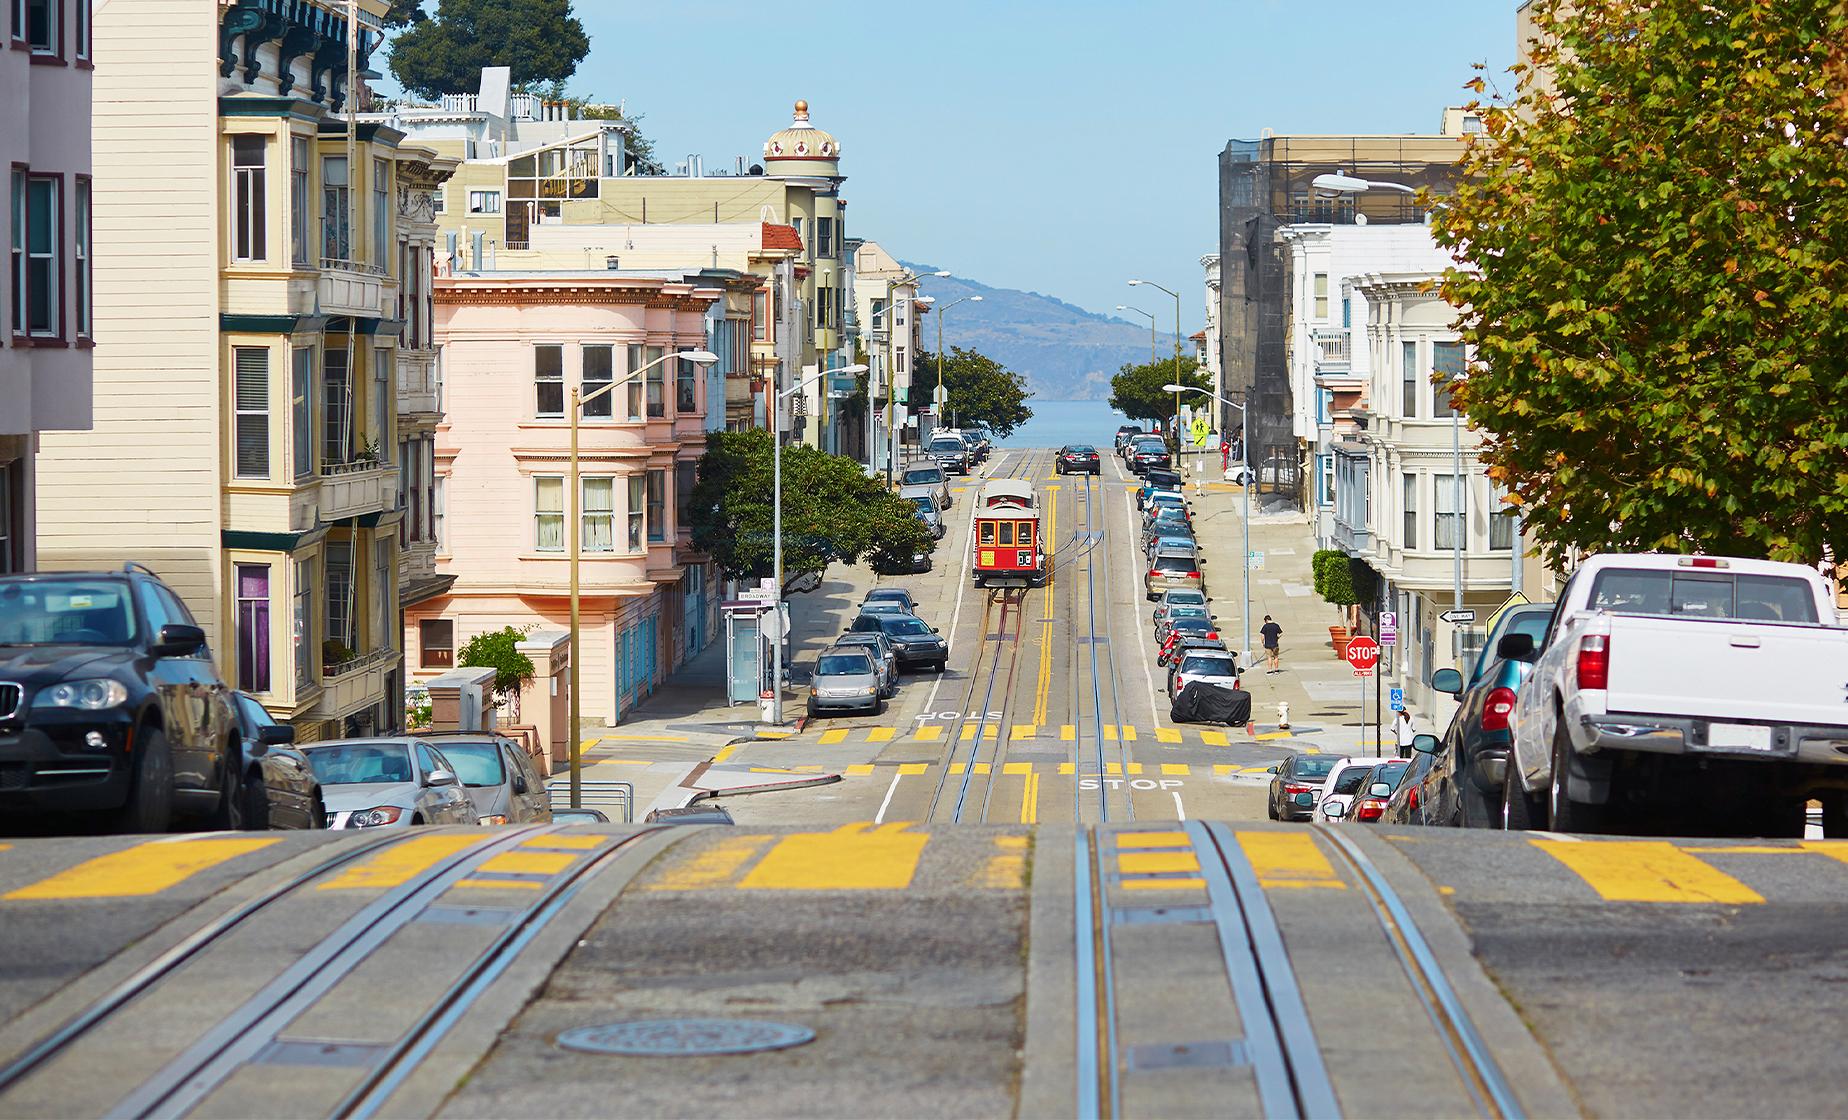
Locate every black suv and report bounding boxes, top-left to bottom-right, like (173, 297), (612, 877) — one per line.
(0, 565), (243, 832)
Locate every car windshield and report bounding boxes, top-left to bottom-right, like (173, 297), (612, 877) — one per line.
(859, 601), (906, 614)
(909, 497), (936, 512)
(1154, 555), (1199, 573)
(426, 739), (507, 787)
(1180, 655), (1236, 676)
(1065, 446), (1095, 454)
(1586, 569), (1817, 624)
(1171, 618), (1215, 634)
(1168, 606), (1210, 621)
(1297, 756), (1340, 779)
(884, 617), (932, 636)
(304, 743), (415, 785)
(1367, 761), (1411, 788)
(817, 653), (873, 676)
(1333, 767), (1373, 794)
(1163, 591), (1207, 607)
(866, 590), (911, 604)
(0, 579), (139, 646)
(902, 468), (942, 485)
(929, 440), (963, 452)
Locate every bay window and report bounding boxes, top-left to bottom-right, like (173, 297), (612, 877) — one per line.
(322, 155), (350, 262)
(232, 135), (267, 262)
(534, 476), (563, 551)
(233, 347), (270, 479)
(582, 345), (613, 418)
(235, 565), (271, 693)
(626, 475), (645, 550)
(582, 477), (613, 552)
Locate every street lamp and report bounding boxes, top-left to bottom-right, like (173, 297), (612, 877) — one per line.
(1129, 279), (1185, 457)
(934, 294), (982, 432)
(768, 361), (868, 726)
(568, 348), (718, 808)
(1311, 172), (1417, 197)
(1116, 305), (1158, 371)
(880, 271), (948, 485)
(1167, 381), (1253, 668)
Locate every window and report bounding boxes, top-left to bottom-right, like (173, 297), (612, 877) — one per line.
(675, 352), (697, 414)
(235, 565), (271, 693)
(675, 460), (696, 529)
(1433, 340), (1464, 420)
(233, 347), (270, 479)
(581, 345), (613, 418)
(623, 344), (646, 420)
(1402, 473), (1417, 550)
(25, 0), (54, 53)
(534, 344), (563, 417)
(289, 137), (310, 265)
(322, 156), (349, 261)
(373, 538), (392, 654)
(582, 477), (613, 552)
(646, 470), (665, 542)
(399, 439), (416, 538)
(419, 618), (454, 668)
(432, 186), (445, 215)
(73, 176), (88, 337)
(325, 541), (353, 652)
(231, 135), (267, 262)
(645, 345), (665, 417)
(433, 475), (447, 552)
(627, 475), (645, 550)
(1315, 388), (1332, 426)
(753, 291), (767, 341)
(1490, 489), (1516, 551)
(292, 346), (314, 479)
(1341, 295), (1351, 329)
(816, 216), (834, 258)
(12, 171), (59, 338)
(1318, 454), (1334, 508)
(293, 558), (313, 688)
(72, 0), (86, 59)
(978, 521), (995, 546)
(372, 347), (390, 452)
(534, 476), (563, 551)
(1313, 273), (1328, 319)
(467, 190), (500, 215)
(1400, 340), (1418, 418)
(1435, 473), (1465, 550)
(998, 521), (1015, 546)
(371, 159), (389, 267)
(323, 347), (351, 464)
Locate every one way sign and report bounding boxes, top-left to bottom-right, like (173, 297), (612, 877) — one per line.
(1440, 608), (1476, 625)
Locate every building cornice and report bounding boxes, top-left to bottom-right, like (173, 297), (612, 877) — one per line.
(434, 281), (714, 312)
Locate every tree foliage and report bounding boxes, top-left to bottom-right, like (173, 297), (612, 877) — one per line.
(1312, 550), (1358, 608)
(387, 0), (590, 100)
(1109, 356), (1208, 426)
(1433, 0), (1848, 564)
(688, 431), (934, 593)
(458, 625), (536, 699)
(913, 347), (1033, 437)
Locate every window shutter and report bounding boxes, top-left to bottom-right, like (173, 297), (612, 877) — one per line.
(235, 348), (270, 479)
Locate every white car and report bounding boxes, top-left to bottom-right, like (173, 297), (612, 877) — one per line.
(304, 738), (481, 828)
(1313, 757), (1378, 823)
(1168, 648), (1240, 699)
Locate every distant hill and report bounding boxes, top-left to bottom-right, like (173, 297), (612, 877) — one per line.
(900, 262), (1182, 402)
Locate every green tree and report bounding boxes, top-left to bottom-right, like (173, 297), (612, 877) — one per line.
(382, 0), (427, 28)
(1433, 0), (1848, 565)
(458, 625), (536, 701)
(387, 0), (590, 100)
(913, 347), (1033, 437)
(1109, 356), (1207, 427)
(688, 431), (933, 593)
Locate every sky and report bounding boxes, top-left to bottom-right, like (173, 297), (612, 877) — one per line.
(387, 1), (1518, 334)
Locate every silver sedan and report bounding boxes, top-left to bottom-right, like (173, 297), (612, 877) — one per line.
(303, 738), (480, 829)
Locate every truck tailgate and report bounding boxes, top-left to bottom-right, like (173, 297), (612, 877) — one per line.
(1604, 615), (1848, 728)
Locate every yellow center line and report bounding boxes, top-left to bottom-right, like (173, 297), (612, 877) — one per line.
(1020, 770), (1039, 824)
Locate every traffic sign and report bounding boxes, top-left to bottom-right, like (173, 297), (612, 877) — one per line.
(1390, 687), (1405, 712)
(933, 384), (949, 409)
(1379, 611), (1398, 646)
(1344, 635), (1380, 676)
(1439, 608), (1476, 625)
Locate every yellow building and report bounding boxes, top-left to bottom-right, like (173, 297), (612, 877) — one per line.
(35, 0), (449, 740)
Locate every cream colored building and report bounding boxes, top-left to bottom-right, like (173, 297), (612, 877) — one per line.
(1, 0), (92, 572)
(35, 0), (445, 740)
(848, 240), (928, 477)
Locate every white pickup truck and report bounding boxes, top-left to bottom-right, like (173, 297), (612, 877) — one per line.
(1499, 554), (1848, 837)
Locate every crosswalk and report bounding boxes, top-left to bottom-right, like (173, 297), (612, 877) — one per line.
(801, 724), (1304, 747)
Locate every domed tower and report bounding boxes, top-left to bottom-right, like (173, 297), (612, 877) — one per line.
(762, 100), (842, 180)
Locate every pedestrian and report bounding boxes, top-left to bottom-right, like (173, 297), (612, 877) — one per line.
(1260, 615), (1283, 673)
(1393, 708), (1417, 759)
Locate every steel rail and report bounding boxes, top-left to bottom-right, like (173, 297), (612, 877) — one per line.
(1097, 465), (1134, 822)
(1072, 828), (1118, 1120)
(0, 830), (413, 1098)
(109, 824), (559, 1120)
(1315, 825), (1526, 1120)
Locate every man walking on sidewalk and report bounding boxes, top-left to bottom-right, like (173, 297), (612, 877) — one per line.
(1260, 615), (1283, 673)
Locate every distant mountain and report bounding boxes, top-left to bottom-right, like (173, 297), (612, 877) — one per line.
(899, 262), (1182, 402)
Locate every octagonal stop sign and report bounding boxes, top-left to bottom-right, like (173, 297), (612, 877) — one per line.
(1344, 635), (1381, 675)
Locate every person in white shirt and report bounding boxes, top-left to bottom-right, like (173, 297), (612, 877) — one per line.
(1393, 709), (1417, 759)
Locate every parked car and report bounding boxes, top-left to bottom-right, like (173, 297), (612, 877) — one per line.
(1426, 603), (1555, 828)
(905, 494), (946, 540)
(1055, 444), (1102, 475)
(833, 631), (900, 698)
(1152, 588), (1210, 625)
(1128, 437), (1172, 475)
(1159, 634), (1226, 671)
(1380, 735), (1451, 827)
(1267, 753), (1343, 821)
(1136, 468), (1184, 507)
(1144, 493), (1190, 521)
(303, 738), (480, 829)
(849, 613), (948, 672)
(0, 565), (245, 833)
(645, 804), (736, 825)
(1145, 547), (1207, 601)
(1114, 424), (1146, 454)
(856, 599), (914, 618)
(1346, 759), (1412, 823)
(553, 807), (611, 825)
(959, 429), (991, 462)
(1144, 534), (1197, 567)
(1168, 647), (1240, 699)
(900, 464), (953, 510)
(807, 648), (884, 718)
(926, 434), (972, 475)
(420, 731), (552, 826)
(1154, 603), (1213, 644)
(1313, 758), (1381, 823)
(230, 691), (325, 829)
(863, 588), (919, 613)
(1501, 554), (1848, 837)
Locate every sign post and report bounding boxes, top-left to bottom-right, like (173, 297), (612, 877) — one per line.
(1345, 636), (1381, 757)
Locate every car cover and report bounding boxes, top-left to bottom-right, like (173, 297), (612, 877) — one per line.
(1171, 681), (1252, 726)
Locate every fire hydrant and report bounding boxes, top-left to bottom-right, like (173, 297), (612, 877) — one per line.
(1277, 701), (1291, 730)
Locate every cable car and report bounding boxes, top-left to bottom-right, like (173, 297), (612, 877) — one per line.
(973, 480), (1045, 588)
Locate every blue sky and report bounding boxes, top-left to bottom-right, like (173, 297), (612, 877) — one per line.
(388, 1), (1517, 333)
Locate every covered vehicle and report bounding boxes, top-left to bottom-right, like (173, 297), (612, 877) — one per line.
(420, 731), (552, 826)
(1170, 681), (1250, 726)
(303, 738), (479, 829)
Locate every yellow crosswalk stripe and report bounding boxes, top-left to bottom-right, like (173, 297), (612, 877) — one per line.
(1002, 762), (1033, 776)
(316, 834), (486, 892)
(1161, 763), (1190, 776)
(1011, 724), (1036, 740)
(740, 823), (929, 890)
(1201, 730), (1231, 746)
(1115, 831), (1190, 849)
(1213, 764), (1239, 776)
(976, 835), (1029, 886)
(1533, 840), (1764, 904)
(1104, 725), (1118, 741)
(1059, 763), (1077, 775)
(898, 763), (929, 775)
(960, 725), (975, 741)
(1118, 850), (1201, 875)
(866, 728), (895, 742)
(1237, 832), (1345, 890)
(1060, 725), (1076, 741)
(524, 834), (603, 850)
(844, 764), (877, 776)
(948, 762), (993, 776)
(646, 835), (773, 891)
(6, 837), (280, 901)
(479, 850), (579, 876)
(1121, 878), (1207, 891)
(914, 725), (943, 741)
(818, 729), (849, 745)
(1121, 725), (1139, 741)
(1155, 728), (1182, 744)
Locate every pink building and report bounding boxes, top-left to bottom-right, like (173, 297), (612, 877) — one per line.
(409, 271), (744, 724)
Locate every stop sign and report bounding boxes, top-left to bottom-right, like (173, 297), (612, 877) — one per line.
(1344, 635), (1381, 674)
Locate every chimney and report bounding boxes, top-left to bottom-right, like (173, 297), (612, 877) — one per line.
(470, 230), (485, 271)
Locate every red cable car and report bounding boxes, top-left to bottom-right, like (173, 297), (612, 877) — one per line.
(973, 480), (1046, 588)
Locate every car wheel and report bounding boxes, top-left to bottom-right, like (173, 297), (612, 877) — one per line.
(806, 701), (819, 718)
(205, 743), (249, 830)
(111, 724), (174, 834)
(1267, 796), (1279, 822)
(1500, 761), (1538, 831)
(239, 767), (271, 831)
(935, 660), (948, 673)
(311, 796), (329, 830)
(1821, 793), (1848, 838)
(1546, 721), (1605, 834)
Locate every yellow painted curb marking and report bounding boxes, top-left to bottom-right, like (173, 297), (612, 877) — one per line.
(1532, 839), (1764, 904)
(711, 743), (742, 763)
(7, 837), (280, 901)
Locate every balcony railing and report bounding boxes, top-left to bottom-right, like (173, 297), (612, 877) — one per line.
(310, 646), (400, 722)
(397, 361), (439, 415)
(318, 257), (391, 319)
(1313, 328), (1351, 369)
(317, 460), (399, 522)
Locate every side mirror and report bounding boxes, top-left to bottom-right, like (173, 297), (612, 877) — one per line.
(1323, 801), (1349, 819)
(1431, 667), (1464, 695)
(426, 768), (459, 788)
(931, 626), (940, 633)
(1412, 733), (1441, 755)
(1496, 632), (1538, 662)
(151, 623), (206, 658)
(1292, 791), (1315, 806)
(1368, 782), (1393, 798)
(1265, 764), (1280, 774)
(511, 774), (529, 795)
(258, 724), (297, 746)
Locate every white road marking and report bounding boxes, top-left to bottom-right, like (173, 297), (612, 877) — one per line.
(874, 771), (905, 825)
(1171, 791), (1187, 820)
(1529, 830), (1581, 842)
(1125, 486), (1166, 725)
(923, 461), (985, 715)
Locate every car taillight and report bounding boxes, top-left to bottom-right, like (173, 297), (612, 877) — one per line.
(1206, 631), (1218, 640)
(1283, 783), (1313, 796)
(1577, 634), (1609, 690)
(1355, 800), (1385, 822)
(1481, 687), (1518, 733)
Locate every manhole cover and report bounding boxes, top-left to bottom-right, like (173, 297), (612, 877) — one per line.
(556, 1019), (816, 1057)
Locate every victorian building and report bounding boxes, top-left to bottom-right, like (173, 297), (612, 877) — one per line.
(35, 0), (447, 740)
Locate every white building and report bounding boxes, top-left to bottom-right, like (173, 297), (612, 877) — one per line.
(848, 241), (927, 477)
(1199, 253), (1223, 429)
